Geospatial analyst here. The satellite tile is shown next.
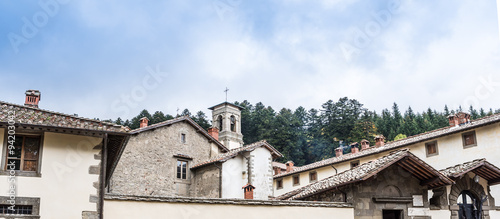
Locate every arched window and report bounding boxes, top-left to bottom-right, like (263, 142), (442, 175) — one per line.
(230, 115), (236, 132)
(217, 115), (223, 131)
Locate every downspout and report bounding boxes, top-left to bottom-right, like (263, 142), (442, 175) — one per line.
(331, 165), (338, 174)
(213, 163), (222, 198)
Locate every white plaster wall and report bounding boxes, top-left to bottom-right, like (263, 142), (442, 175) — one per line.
(249, 147), (272, 200)
(0, 130), (102, 218)
(428, 210), (451, 218)
(104, 200), (355, 219)
(221, 156), (245, 199)
(490, 209), (500, 218)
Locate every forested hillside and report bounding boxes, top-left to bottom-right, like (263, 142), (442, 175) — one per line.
(109, 97), (499, 166)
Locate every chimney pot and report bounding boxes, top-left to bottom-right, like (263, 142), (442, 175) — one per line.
(139, 117), (149, 128)
(24, 90), (41, 108)
(335, 147), (343, 157)
(285, 161), (294, 172)
(350, 143), (359, 154)
(375, 135), (385, 147)
(243, 184), (255, 200)
(360, 139), (370, 150)
(208, 127), (219, 141)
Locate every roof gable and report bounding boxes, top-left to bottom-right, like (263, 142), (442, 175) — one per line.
(191, 140), (283, 169)
(129, 116), (229, 152)
(440, 159), (500, 185)
(276, 149), (453, 200)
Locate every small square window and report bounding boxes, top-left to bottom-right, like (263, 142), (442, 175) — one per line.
(181, 133), (186, 143)
(293, 175), (300, 186)
(309, 171), (317, 182)
(276, 179), (283, 190)
(462, 131), (477, 148)
(426, 141), (438, 157)
(350, 160), (360, 169)
(2, 134), (43, 177)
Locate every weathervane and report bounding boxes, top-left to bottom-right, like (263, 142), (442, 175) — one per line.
(224, 87), (229, 102)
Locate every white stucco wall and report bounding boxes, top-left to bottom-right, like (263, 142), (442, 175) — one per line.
(221, 155), (245, 199)
(0, 130), (102, 218)
(249, 147), (272, 200)
(104, 199), (355, 219)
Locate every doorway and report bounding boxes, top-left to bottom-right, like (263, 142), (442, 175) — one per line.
(458, 191), (478, 219)
(382, 210), (402, 219)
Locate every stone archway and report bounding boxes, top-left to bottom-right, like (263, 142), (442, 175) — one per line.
(449, 175), (489, 219)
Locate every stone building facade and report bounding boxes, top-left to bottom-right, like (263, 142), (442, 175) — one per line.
(109, 117), (228, 197)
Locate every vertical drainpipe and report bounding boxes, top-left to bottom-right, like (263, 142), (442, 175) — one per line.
(99, 133), (108, 219)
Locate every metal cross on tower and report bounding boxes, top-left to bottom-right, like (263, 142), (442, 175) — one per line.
(224, 87), (229, 102)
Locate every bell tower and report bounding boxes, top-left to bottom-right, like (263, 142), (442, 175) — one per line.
(209, 102), (244, 149)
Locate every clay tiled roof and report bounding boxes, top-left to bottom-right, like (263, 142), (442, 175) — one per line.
(276, 149), (453, 200)
(130, 116), (229, 152)
(274, 113), (500, 179)
(0, 101), (129, 133)
(191, 140), (283, 169)
(440, 159), (500, 185)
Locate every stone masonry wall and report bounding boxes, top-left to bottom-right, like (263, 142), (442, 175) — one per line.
(192, 164), (220, 198)
(350, 165), (429, 219)
(109, 122), (216, 197)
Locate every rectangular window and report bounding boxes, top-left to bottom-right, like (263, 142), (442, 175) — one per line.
(350, 160), (360, 169)
(0, 205), (32, 215)
(309, 171), (317, 182)
(277, 179), (283, 190)
(176, 160), (187, 180)
(181, 133), (186, 143)
(0, 196), (40, 218)
(293, 175), (300, 186)
(462, 131), (477, 148)
(425, 141), (438, 157)
(5, 135), (41, 172)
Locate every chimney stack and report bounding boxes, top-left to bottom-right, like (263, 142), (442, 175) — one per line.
(243, 184), (255, 200)
(208, 127), (219, 141)
(360, 139), (370, 150)
(139, 117), (149, 128)
(285, 161), (294, 172)
(335, 147), (343, 157)
(350, 142), (359, 154)
(375, 135), (385, 147)
(24, 90), (41, 108)
(448, 112), (471, 127)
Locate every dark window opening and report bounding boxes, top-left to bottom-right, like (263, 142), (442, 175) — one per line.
(293, 175), (300, 186)
(176, 160), (188, 179)
(350, 160), (360, 169)
(462, 131), (477, 148)
(277, 179), (283, 189)
(5, 135), (41, 172)
(181, 133), (186, 143)
(382, 209), (402, 219)
(217, 116), (223, 131)
(309, 172), (317, 182)
(230, 115), (236, 132)
(425, 141), (438, 157)
(0, 205), (33, 215)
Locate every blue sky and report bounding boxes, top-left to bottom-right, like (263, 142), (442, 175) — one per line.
(1, 0), (499, 121)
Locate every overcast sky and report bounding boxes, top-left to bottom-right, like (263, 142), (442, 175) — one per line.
(1, 0), (499, 121)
